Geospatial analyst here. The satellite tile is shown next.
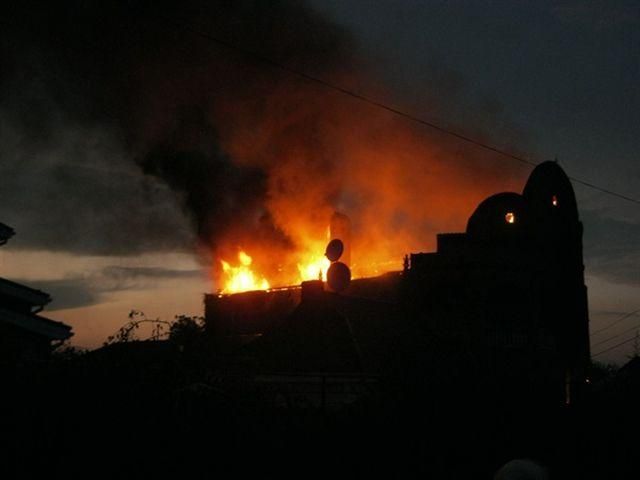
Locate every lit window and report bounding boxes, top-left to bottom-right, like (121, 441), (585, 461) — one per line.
(552, 195), (558, 207)
(505, 212), (515, 224)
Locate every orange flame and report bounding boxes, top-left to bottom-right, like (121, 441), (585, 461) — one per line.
(216, 233), (400, 293)
(297, 254), (331, 282)
(219, 249), (331, 293)
(220, 250), (270, 293)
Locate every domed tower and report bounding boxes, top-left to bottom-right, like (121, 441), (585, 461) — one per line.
(523, 161), (581, 264)
(404, 161), (590, 406)
(466, 192), (530, 241)
(523, 161), (590, 404)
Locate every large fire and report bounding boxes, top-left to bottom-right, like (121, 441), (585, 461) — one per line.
(220, 251), (270, 293)
(71, 0), (529, 300)
(219, 247), (331, 294)
(297, 255), (331, 283)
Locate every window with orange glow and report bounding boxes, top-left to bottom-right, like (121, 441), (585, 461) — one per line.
(505, 212), (515, 224)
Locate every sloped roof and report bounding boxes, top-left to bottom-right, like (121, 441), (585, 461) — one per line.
(0, 223), (15, 244)
(0, 306), (72, 340)
(0, 277), (51, 306)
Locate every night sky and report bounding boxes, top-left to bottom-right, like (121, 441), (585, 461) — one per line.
(1, 1), (638, 362)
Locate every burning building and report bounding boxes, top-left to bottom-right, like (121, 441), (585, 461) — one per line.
(204, 161), (589, 407)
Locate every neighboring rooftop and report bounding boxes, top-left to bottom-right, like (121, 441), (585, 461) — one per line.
(0, 277), (52, 308)
(0, 221), (73, 346)
(0, 307), (73, 341)
(0, 222), (15, 245)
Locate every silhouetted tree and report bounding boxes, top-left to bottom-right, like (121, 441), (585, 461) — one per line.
(168, 314), (205, 349)
(590, 360), (618, 385)
(103, 310), (171, 345)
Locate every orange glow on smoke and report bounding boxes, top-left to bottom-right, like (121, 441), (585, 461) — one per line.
(204, 55), (527, 294)
(220, 251), (270, 293)
(131, 19), (529, 296)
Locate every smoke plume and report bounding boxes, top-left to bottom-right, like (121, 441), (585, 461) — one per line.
(1, 0), (528, 287)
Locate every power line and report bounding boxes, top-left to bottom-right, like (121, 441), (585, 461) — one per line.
(591, 321), (640, 348)
(590, 309), (640, 336)
(570, 177), (640, 205)
(157, 15), (640, 206)
(592, 334), (638, 358)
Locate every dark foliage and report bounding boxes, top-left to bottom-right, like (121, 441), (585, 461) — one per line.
(1, 323), (639, 479)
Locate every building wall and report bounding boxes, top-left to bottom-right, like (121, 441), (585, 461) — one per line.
(0, 322), (53, 366)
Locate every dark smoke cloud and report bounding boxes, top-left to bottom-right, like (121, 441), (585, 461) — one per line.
(0, 118), (195, 254)
(0, 0), (354, 256)
(2, 0), (528, 285)
(22, 265), (202, 311)
(24, 278), (99, 311)
(101, 266), (202, 282)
